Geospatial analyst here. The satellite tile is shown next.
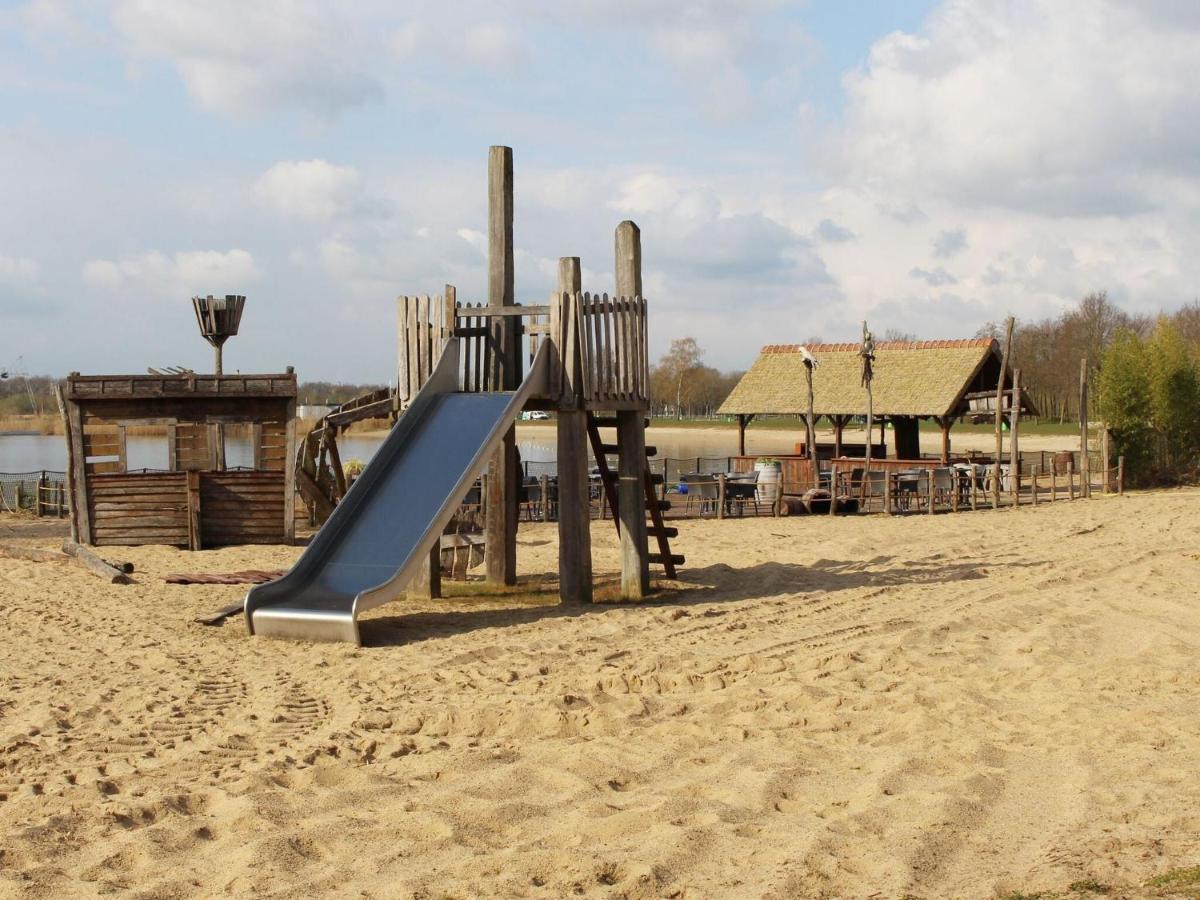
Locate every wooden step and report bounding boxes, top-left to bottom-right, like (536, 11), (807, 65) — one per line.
(647, 525), (678, 539)
(602, 471), (663, 485)
(589, 416), (651, 430)
(649, 553), (685, 566)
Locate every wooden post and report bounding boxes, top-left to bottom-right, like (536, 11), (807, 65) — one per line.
(833, 416), (844, 458)
(1101, 422), (1111, 494)
(884, 468), (892, 514)
(539, 474), (550, 522)
(62, 387), (90, 544)
(717, 473), (726, 520)
(1009, 368), (1021, 505)
(951, 467), (959, 512)
(485, 145), (519, 587)
(939, 417), (951, 464)
(615, 220), (649, 598)
(1031, 465), (1039, 506)
(993, 316), (1015, 509)
(186, 469), (202, 551)
(828, 463), (838, 517)
(35, 472), (45, 517)
(970, 467), (978, 511)
(1050, 463), (1057, 503)
(1068, 457), (1076, 501)
(804, 359), (816, 460)
(1079, 357), (1090, 499)
(283, 397), (297, 544)
(1118, 456), (1125, 494)
(412, 544), (442, 601)
(927, 468), (935, 515)
(737, 414), (752, 456)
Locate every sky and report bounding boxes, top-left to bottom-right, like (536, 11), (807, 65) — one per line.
(3, 0), (1200, 382)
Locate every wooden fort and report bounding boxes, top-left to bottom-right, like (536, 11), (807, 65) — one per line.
(58, 371), (297, 549)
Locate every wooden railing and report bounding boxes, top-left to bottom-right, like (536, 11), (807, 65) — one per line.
(550, 291), (647, 410)
(396, 294), (455, 405)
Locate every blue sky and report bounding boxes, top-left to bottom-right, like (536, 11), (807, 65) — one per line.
(3, 1), (1199, 381)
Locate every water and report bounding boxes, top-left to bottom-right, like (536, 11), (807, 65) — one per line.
(0, 426), (794, 475)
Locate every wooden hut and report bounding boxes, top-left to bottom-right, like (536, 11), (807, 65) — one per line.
(718, 339), (1035, 461)
(59, 371), (297, 548)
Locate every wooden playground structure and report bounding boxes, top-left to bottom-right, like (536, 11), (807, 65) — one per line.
(57, 371), (297, 549)
(286, 146), (679, 616)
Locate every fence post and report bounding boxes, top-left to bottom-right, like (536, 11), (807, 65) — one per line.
(36, 472), (45, 517)
(1031, 465), (1039, 507)
(927, 469), (935, 515)
(539, 474), (550, 522)
(884, 469), (892, 514)
(717, 473), (726, 520)
(1117, 456), (1125, 495)
(970, 468), (977, 511)
(1067, 457), (1076, 500)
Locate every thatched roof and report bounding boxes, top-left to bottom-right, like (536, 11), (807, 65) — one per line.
(719, 339), (1023, 419)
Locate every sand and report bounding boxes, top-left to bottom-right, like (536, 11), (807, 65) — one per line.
(2, 490), (1199, 898)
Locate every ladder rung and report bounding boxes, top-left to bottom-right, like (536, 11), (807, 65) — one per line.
(589, 416), (651, 430)
(598, 443), (619, 454)
(649, 553), (685, 566)
(648, 500), (671, 512)
(604, 471), (663, 485)
(644, 445), (657, 457)
(647, 525), (678, 538)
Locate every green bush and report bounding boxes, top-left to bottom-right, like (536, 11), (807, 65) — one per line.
(1099, 319), (1200, 485)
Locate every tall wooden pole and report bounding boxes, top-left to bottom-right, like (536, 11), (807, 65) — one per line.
(993, 316), (1015, 507)
(485, 146), (519, 586)
(804, 360), (816, 459)
(861, 322), (875, 494)
(1009, 368), (1021, 504)
(615, 221), (650, 598)
(1079, 357), (1090, 499)
(556, 257), (592, 603)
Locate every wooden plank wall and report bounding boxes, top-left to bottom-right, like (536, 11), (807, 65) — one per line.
(258, 420), (288, 472)
(174, 423), (210, 470)
(573, 292), (648, 410)
(83, 428), (122, 475)
(397, 294), (454, 405)
(88, 472), (189, 546)
(456, 301), (496, 393)
(200, 472), (287, 546)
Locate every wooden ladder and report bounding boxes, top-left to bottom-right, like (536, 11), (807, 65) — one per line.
(585, 413), (682, 579)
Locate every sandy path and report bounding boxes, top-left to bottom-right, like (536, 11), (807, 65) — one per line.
(1, 491), (1198, 897)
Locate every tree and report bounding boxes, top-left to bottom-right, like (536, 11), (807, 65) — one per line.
(1098, 330), (1152, 483)
(657, 337), (703, 419)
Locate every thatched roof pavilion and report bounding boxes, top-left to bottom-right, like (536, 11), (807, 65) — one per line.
(718, 338), (1035, 460)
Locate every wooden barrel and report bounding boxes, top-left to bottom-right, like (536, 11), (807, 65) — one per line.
(754, 460), (782, 502)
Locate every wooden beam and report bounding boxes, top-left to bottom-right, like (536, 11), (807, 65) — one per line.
(283, 398), (296, 543)
(62, 540), (132, 584)
(1009, 368), (1021, 503)
(939, 416), (952, 464)
(1079, 357), (1090, 498)
(453, 304), (550, 318)
(615, 221), (650, 598)
(556, 257), (592, 604)
(485, 145), (519, 587)
(64, 392), (92, 544)
(993, 316), (1015, 508)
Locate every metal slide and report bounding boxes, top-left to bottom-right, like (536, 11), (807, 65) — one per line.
(245, 339), (549, 644)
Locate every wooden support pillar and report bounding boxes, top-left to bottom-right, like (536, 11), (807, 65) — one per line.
(616, 221), (650, 598)
(485, 145), (519, 586)
(1031, 465), (1039, 506)
(1079, 358), (1090, 499)
(283, 397), (297, 544)
(737, 414), (751, 456)
(833, 416), (845, 458)
(1100, 421), (1111, 493)
(62, 388), (91, 545)
(1009, 368), (1021, 504)
(186, 469), (202, 551)
(556, 257), (592, 604)
(938, 417), (951, 464)
(1117, 456), (1124, 494)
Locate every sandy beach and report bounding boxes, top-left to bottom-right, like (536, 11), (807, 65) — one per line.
(2, 489), (1199, 897)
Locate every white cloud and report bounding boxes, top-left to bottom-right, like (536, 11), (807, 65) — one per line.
(461, 23), (529, 69)
(835, 0), (1200, 216)
(254, 159), (370, 223)
(112, 0), (382, 117)
(932, 226), (968, 258)
(82, 249), (259, 295)
(0, 255), (39, 283)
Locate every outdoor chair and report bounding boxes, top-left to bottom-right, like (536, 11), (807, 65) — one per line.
(932, 467), (955, 508)
(862, 470), (886, 512)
